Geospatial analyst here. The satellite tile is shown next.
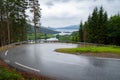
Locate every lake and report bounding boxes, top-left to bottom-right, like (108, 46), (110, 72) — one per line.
(55, 28), (78, 35)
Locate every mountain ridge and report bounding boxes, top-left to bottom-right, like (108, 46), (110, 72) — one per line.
(28, 25), (60, 34)
(55, 25), (79, 29)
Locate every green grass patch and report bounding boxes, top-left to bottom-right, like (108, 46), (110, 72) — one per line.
(56, 46), (120, 54)
(27, 33), (54, 40)
(0, 66), (24, 80)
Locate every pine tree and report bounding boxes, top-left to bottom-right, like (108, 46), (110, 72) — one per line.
(86, 7), (99, 43)
(29, 0), (41, 43)
(83, 22), (88, 43)
(85, 7), (108, 44)
(79, 21), (83, 42)
(97, 7), (108, 44)
(107, 15), (120, 45)
(0, 0), (28, 46)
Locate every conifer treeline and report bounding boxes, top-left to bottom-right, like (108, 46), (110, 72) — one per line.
(0, 0), (28, 46)
(79, 7), (120, 46)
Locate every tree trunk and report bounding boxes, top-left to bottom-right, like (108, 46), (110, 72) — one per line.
(6, 1), (10, 45)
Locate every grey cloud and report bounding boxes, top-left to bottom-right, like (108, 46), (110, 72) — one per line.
(46, 1), (54, 6)
(45, 0), (70, 7)
(60, 0), (71, 3)
(40, 0), (120, 27)
(75, 0), (119, 2)
(49, 0), (71, 3)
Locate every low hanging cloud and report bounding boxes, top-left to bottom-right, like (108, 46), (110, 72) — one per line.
(39, 0), (120, 27)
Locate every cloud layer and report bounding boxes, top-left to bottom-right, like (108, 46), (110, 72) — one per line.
(39, 0), (120, 27)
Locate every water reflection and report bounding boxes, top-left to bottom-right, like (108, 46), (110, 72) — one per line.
(88, 58), (106, 68)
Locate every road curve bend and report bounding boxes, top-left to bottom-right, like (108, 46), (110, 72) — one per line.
(0, 43), (120, 80)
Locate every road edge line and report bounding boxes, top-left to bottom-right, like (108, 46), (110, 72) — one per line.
(15, 62), (40, 72)
(5, 50), (8, 56)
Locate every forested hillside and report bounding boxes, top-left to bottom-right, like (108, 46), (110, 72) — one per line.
(28, 25), (60, 34)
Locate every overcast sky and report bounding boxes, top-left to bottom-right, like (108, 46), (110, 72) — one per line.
(38, 0), (120, 28)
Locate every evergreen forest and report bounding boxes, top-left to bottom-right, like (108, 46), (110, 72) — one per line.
(78, 7), (120, 46)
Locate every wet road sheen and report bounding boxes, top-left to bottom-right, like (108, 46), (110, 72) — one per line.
(4, 43), (120, 80)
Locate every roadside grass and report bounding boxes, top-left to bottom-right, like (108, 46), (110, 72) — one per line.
(0, 66), (24, 80)
(55, 46), (120, 54)
(0, 46), (10, 52)
(0, 46), (25, 80)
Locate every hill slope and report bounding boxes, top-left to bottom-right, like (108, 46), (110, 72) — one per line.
(28, 25), (60, 34)
(37, 27), (60, 34)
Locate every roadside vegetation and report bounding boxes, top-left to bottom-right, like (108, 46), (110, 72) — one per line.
(0, 65), (52, 80)
(76, 7), (120, 46)
(56, 32), (79, 43)
(56, 46), (120, 54)
(27, 33), (54, 40)
(0, 66), (24, 80)
(55, 46), (120, 58)
(57, 35), (73, 42)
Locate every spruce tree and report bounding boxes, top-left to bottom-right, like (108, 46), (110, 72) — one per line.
(79, 21), (83, 42)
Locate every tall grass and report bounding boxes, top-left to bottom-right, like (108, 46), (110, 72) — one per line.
(0, 67), (24, 80)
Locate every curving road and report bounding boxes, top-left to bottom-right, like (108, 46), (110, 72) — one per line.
(1, 43), (120, 80)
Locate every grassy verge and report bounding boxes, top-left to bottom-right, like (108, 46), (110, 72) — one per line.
(0, 66), (24, 80)
(0, 62), (52, 80)
(55, 46), (120, 58)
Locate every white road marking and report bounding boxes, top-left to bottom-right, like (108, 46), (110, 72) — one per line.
(15, 62), (40, 72)
(5, 50), (8, 56)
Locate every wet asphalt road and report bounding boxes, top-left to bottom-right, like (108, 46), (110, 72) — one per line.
(1, 43), (120, 80)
